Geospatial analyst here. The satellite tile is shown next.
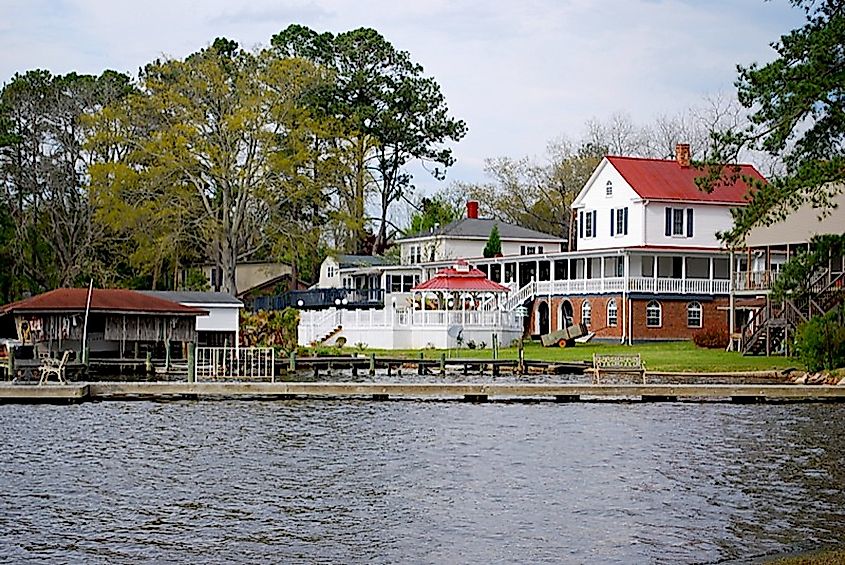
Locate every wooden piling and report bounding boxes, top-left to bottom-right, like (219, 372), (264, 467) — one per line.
(369, 353), (375, 376)
(289, 351), (296, 373)
(418, 352), (425, 375)
(186, 343), (195, 383)
(439, 353), (445, 377)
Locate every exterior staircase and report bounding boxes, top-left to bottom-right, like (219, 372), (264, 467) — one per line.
(502, 281), (537, 312)
(312, 325), (343, 346)
(741, 270), (845, 355)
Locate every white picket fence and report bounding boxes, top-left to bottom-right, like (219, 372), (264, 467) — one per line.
(195, 347), (275, 382)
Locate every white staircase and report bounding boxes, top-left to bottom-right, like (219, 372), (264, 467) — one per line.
(501, 281), (537, 312)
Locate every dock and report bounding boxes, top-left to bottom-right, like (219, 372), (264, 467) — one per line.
(2, 382), (844, 404)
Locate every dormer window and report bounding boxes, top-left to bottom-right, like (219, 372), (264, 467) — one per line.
(606, 180), (613, 197)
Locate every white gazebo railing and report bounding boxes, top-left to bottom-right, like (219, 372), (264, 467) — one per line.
(195, 347), (275, 382)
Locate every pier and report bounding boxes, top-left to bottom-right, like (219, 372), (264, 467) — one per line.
(2, 382), (844, 404)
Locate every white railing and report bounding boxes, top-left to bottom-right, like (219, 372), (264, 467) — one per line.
(627, 277), (730, 294)
(299, 309), (342, 344)
(195, 347), (275, 382)
(299, 308), (523, 337)
(734, 270), (780, 291)
(501, 281), (536, 311)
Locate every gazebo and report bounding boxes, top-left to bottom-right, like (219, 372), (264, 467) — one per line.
(410, 260), (510, 312)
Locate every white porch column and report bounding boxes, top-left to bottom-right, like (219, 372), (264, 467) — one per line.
(681, 256), (687, 293)
(728, 250), (736, 351)
(652, 254), (658, 293)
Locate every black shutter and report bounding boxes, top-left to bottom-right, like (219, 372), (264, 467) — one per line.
(592, 210), (597, 238)
(623, 207), (629, 235)
(665, 207), (672, 236)
(610, 209), (615, 236)
(579, 211), (584, 238)
(686, 208), (694, 237)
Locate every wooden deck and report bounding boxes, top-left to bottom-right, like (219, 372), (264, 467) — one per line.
(2, 382), (844, 403)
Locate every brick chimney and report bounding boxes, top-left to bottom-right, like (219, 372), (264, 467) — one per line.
(675, 143), (691, 168)
(466, 200), (479, 219)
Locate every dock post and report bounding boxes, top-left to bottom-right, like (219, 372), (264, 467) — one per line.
(517, 339), (525, 375)
(82, 345), (89, 366)
(165, 340), (172, 371)
(289, 351), (296, 373)
(313, 363), (319, 379)
(418, 351), (425, 375)
(7, 346), (14, 380)
(145, 352), (153, 374)
(369, 353), (375, 376)
(439, 353), (445, 377)
(187, 343), (196, 383)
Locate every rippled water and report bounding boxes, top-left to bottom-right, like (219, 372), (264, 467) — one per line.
(1, 401), (843, 564)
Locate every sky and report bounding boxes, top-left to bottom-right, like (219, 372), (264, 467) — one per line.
(0, 0), (806, 196)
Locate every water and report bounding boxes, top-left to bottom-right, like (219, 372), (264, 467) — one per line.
(1, 401), (843, 564)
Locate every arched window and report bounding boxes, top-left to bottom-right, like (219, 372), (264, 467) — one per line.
(607, 298), (618, 327)
(687, 301), (702, 328)
(606, 180), (613, 197)
(646, 300), (662, 327)
(581, 300), (592, 327)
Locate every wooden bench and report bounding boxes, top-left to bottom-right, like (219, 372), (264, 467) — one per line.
(592, 353), (646, 384)
(38, 350), (71, 385)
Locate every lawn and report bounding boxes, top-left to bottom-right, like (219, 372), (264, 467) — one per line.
(361, 341), (799, 373)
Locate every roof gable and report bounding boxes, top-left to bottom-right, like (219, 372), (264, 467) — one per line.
(605, 156), (765, 204)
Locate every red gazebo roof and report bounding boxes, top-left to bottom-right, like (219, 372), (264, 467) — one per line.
(411, 260), (510, 293)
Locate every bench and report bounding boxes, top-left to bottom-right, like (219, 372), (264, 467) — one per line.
(592, 353), (646, 384)
(38, 350), (71, 385)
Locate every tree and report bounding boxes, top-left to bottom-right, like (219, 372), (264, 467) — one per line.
(453, 140), (603, 241)
(483, 224), (502, 258)
(271, 25), (467, 254)
(90, 39), (329, 294)
(706, 0), (845, 244)
(0, 69), (132, 296)
(405, 195), (459, 236)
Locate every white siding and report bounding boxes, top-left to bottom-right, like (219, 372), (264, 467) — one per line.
(193, 306), (241, 332)
(400, 236), (560, 264)
(318, 257), (342, 288)
(644, 203), (733, 248)
(574, 163), (645, 251)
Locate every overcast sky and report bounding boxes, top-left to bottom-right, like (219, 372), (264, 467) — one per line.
(1, 0), (805, 195)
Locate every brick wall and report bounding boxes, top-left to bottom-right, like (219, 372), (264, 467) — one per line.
(529, 295), (729, 341)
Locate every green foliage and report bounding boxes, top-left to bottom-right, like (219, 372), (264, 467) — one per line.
(703, 0), (845, 243)
(239, 308), (300, 353)
(406, 196), (459, 236)
(182, 268), (210, 292)
(794, 305), (845, 371)
(693, 327), (729, 349)
(483, 224), (502, 258)
(272, 25), (467, 254)
(771, 234), (845, 302)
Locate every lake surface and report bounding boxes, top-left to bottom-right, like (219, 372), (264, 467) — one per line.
(1, 401), (843, 564)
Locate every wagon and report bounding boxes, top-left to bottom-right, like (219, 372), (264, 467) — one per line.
(540, 322), (589, 347)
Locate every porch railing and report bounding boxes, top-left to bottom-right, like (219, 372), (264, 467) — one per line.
(195, 347), (275, 382)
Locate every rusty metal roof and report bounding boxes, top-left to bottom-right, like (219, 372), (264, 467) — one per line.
(0, 288), (207, 316)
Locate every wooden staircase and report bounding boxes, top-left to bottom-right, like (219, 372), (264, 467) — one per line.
(741, 270), (845, 355)
(311, 326), (342, 346)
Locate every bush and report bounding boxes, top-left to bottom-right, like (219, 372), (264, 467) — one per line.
(239, 307), (300, 353)
(794, 307), (845, 372)
(693, 326), (729, 349)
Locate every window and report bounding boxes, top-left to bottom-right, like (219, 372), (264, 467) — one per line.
(615, 256), (624, 277)
(610, 207), (628, 236)
(390, 275), (402, 293)
(326, 265), (336, 279)
(526, 246), (536, 255)
(579, 210), (597, 238)
(538, 246), (543, 254)
(408, 245), (422, 264)
(607, 299), (618, 327)
(646, 300), (662, 327)
(402, 275), (414, 293)
(687, 302), (702, 328)
(581, 300), (592, 327)
(520, 245), (526, 255)
(606, 180), (613, 197)
(665, 207), (694, 237)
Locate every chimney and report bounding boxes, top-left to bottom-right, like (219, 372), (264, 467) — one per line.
(675, 143), (691, 168)
(466, 200), (479, 219)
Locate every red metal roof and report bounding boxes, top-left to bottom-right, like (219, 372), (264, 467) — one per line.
(412, 261), (510, 292)
(0, 288), (207, 316)
(607, 156), (766, 203)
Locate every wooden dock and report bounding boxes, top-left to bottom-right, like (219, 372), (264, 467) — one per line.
(2, 382), (844, 403)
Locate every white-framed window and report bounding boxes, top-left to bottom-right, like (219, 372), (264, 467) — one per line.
(409, 245), (422, 264)
(581, 300), (592, 328)
(610, 207), (628, 236)
(646, 300), (662, 327)
(607, 298), (617, 327)
(687, 301), (702, 328)
(326, 265), (336, 279)
(665, 207), (694, 238)
(606, 180), (613, 197)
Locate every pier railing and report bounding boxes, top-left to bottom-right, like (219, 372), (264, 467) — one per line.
(195, 347), (275, 382)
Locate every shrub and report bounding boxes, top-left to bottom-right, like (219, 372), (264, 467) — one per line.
(693, 326), (729, 349)
(240, 307), (300, 353)
(794, 307), (845, 372)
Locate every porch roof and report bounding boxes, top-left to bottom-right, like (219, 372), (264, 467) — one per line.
(0, 288), (207, 316)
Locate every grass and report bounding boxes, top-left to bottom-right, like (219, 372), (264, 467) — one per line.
(765, 549), (845, 564)
(352, 341), (800, 373)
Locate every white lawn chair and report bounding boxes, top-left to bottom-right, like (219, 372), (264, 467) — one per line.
(38, 350), (71, 385)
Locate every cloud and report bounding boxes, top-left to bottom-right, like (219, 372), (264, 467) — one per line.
(207, 2), (332, 26)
